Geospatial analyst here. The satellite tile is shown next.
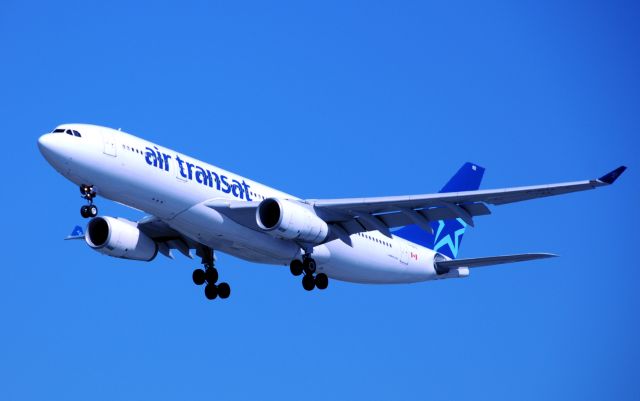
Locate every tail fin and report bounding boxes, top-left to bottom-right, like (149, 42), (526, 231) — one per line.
(394, 162), (485, 258)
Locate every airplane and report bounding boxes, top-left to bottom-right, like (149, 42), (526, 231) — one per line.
(38, 124), (626, 300)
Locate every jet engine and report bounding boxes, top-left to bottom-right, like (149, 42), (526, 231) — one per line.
(85, 216), (158, 261)
(256, 198), (329, 243)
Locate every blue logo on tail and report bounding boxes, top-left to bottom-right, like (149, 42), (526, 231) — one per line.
(70, 225), (84, 237)
(393, 162), (484, 259)
(65, 225), (85, 240)
(432, 218), (468, 258)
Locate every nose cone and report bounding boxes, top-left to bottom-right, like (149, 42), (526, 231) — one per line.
(38, 133), (69, 169)
(37, 133), (55, 155)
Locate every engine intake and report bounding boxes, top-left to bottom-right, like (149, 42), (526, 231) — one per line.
(256, 198), (328, 243)
(86, 216), (158, 261)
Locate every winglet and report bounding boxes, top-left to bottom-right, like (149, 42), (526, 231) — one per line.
(65, 225), (85, 240)
(598, 166), (627, 184)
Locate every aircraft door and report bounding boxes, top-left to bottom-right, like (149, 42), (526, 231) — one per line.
(400, 243), (409, 265)
(103, 132), (118, 157)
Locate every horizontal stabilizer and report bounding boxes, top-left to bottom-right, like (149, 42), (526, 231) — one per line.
(64, 225), (85, 240)
(436, 253), (557, 269)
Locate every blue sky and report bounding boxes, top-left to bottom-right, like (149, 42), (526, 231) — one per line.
(1, 1), (638, 400)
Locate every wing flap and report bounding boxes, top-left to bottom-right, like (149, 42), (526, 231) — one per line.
(327, 202), (491, 230)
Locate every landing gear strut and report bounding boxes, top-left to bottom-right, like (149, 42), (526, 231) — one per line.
(79, 184), (98, 218)
(290, 254), (328, 292)
(193, 246), (230, 300)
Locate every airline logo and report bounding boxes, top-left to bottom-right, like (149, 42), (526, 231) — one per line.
(144, 146), (252, 201)
(433, 218), (467, 258)
(70, 225), (84, 237)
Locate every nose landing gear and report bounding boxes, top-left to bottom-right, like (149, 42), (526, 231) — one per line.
(290, 255), (328, 292)
(79, 184), (98, 218)
(192, 246), (231, 301)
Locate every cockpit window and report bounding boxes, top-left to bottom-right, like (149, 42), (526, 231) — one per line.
(62, 129), (82, 137)
(53, 128), (65, 133)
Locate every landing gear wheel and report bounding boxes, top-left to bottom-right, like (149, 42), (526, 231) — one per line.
(192, 269), (206, 285)
(302, 274), (315, 291)
(290, 260), (303, 276)
(79, 185), (98, 218)
(315, 273), (329, 290)
(205, 268), (219, 284)
(204, 283), (218, 300)
(303, 258), (316, 275)
(217, 282), (231, 299)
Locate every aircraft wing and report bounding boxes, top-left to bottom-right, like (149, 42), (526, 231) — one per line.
(205, 199), (262, 231)
(308, 166), (626, 238)
(136, 215), (198, 259)
(205, 166), (625, 241)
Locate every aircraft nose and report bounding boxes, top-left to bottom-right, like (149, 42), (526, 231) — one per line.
(37, 133), (54, 154)
(38, 132), (68, 167)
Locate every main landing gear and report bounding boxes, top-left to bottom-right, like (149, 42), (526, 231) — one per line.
(192, 247), (230, 300)
(290, 255), (328, 292)
(79, 184), (98, 218)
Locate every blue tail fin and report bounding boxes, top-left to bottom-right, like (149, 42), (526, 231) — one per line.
(394, 162), (485, 259)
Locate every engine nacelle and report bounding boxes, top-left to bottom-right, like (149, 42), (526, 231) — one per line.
(85, 216), (158, 261)
(256, 198), (329, 243)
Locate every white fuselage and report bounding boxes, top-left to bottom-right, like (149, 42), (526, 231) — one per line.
(39, 124), (456, 284)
